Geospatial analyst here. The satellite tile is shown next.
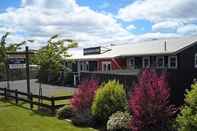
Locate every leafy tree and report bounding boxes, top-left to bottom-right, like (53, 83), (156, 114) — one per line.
(0, 32), (25, 64)
(32, 34), (77, 83)
(0, 32), (26, 80)
(176, 82), (197, 131)
(129, 69), (177, 131)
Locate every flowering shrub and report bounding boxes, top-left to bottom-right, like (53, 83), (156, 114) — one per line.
(176, 82), (197, 131)
(91, 80), (128, 124)
(107, 111), (131, 131)
(70, 79), (99, 112)
(129, 69), (177, 131)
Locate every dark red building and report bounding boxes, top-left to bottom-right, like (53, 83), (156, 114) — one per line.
(66, 36), (197, 104)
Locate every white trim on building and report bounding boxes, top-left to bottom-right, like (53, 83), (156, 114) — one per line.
(156, 56), (165, 68)
(127, 57), (135, 69)
(102, 61), (112, 71)
(195, 53), (197, 68)
(143, 56), (150, 68)
(168, 56), (178, 69)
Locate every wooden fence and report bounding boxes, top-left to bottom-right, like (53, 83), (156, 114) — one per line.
(0, 87), (72, 113)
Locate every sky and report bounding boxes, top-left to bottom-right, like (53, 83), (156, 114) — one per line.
(1, 0), (197, 49)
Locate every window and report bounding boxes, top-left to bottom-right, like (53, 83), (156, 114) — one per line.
(128, 57), (135, 69)
(102, 61), (112, 71)
(168, 56), (177, 69)
(195, 53), (197, 68)
(156, 56), (164, 68)
(143, 57), (150, 68)
(80, 61), (89, 71)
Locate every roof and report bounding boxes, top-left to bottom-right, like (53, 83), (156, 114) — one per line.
(66, 36), (197, 60)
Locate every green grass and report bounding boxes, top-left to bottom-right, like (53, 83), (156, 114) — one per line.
(48, 89), (74, 97)
(33, 89), (74, 106)
(0, 100), (97, 131)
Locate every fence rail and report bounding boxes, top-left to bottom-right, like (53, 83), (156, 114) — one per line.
(0, 87), (72, 113)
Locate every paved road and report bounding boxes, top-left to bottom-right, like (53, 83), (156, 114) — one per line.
(0, 79), (75, 96)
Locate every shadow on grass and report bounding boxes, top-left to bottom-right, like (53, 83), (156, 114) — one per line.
(0, 98), (55, 117)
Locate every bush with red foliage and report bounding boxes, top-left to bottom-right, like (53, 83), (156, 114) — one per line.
(70, 79), (99, 112)
(129, 69), (177, 131)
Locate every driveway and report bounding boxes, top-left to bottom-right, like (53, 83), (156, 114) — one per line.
(0, 79), (76, 96)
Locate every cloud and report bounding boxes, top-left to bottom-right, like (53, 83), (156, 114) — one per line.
(118, 0), (197, 40)
(177, 24), (197, 36)
(0, 0), (132, 49)
(133, 32), (180, 42)
(118, 0), (197, 22)
(152, 21), (182, 32)
(126, 25), (136, 30)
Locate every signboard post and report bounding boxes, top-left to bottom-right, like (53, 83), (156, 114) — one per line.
(25, 46), (30, 96)
(7, 46), (32, 97)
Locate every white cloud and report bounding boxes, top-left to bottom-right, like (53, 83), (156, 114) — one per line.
(118, 0), (197, 22)
(177, 24), (197, 36)
(152, 21), (182, 32)
(134, 32), (180, 42)
(0, 0), (132, 49)
(126, 25), (136, 30)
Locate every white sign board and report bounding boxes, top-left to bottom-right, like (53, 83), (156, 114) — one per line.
(9, 64), (26, 69)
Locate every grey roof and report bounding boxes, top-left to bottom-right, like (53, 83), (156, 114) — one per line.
(67, 36), (197, 60)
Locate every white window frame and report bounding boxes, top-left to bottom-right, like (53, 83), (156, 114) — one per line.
(168, 56), (178, 69)
(102, 61), (112, 72)
(127, 57), (135, 69)
(80, 61), (89, 71)
(195, 53), (197, 68)
(142, 56), (150, 68)
(156, 56), (165, 68)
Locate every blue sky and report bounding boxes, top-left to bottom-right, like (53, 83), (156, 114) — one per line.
(0, 0), (197, 49)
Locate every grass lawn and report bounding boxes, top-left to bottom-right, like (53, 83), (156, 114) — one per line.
(0, 100), (97, 131)
(33, 89), (74, 106)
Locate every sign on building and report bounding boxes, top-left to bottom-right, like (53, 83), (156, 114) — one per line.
(83, 47), (101, 55)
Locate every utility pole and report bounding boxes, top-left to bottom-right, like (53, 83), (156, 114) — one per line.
(5, 57), (10, 89)
(26, 46), (30, 96)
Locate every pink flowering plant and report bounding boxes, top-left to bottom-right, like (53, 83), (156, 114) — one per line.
(70, 79), (99, 112)
(129, 69), (177, 131)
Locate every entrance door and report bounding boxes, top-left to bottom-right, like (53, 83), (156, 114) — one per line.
(102, 61), (112, 72)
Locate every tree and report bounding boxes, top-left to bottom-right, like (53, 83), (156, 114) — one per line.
(0, 32), (25, 64)
(32, 34), (77, 83)
(0, 32), (26, 80)
(176, 82), (197, 131)
(129, 69), (177, 131)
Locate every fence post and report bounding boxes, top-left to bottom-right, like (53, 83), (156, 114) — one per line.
(4, 88), (7, 100)
(51, 96), (55, 114)
(15, 89), (18, 104)
(29, 93), (33, 110)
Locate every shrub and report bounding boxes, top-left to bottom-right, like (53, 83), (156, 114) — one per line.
(56, 106), (73, 120)
(129, 69), (177, 131)
(107, 111), (131, 131)
(91, 80), (128, 124)
(71, 109), (95, 127)
(70, 79), (99, 112)
(176, 82), (197, 131)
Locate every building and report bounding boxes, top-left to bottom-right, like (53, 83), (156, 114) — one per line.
(66, 36), (197, 104)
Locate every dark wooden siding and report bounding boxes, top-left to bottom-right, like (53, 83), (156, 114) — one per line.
(80, 72), (137, 97)
(167, 43), (197, 105)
